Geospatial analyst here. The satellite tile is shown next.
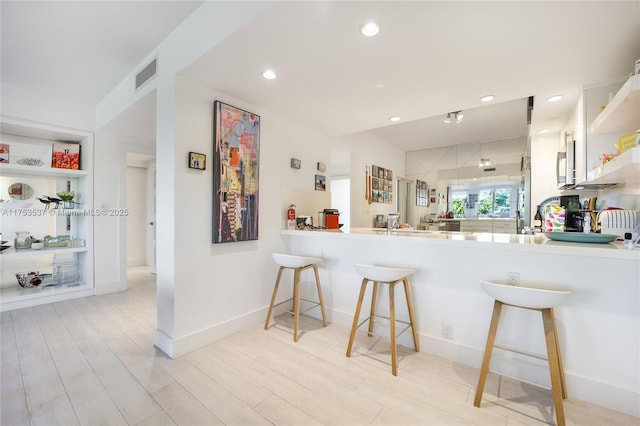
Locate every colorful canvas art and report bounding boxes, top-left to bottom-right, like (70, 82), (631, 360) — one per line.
(51, 142), (80, 170)
(213, 101), (260, 243)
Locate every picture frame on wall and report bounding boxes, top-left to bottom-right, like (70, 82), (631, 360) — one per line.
(315, 174), (326, 191)
(370, 164), (393, 203)
(212, 100), (260, 243)
(188, 152), (206, 170)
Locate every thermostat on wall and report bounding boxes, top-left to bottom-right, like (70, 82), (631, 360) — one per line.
(290, 158), (301, 169)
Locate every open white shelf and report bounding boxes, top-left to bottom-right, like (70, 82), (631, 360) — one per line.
(0, 282), (94, 312)
(1, 246), (88, 258)
(587, 146), (640, 184)
(0, 163), (88, 178)
(591, 74), (640, 135)
(1, 115), (94, 312)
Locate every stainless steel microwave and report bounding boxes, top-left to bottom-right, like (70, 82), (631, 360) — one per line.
(557, 133), (575, 190)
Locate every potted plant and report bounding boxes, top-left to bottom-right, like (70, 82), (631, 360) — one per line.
(57, 191), (75, 209)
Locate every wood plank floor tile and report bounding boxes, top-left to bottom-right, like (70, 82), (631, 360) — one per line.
(254, 394), (324, 426)
(151, 382), (223, 426)
(63, 372), (128, 425)
(184, 348), (272, 408)
(3, 266), (638, 426)
(163, 357), (271, 425)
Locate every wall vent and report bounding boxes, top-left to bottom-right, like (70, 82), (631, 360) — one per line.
(135, 58), (157, 90)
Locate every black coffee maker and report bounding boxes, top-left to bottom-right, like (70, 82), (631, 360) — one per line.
(560, 195), (582, 232)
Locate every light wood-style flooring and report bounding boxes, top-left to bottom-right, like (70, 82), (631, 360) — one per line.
(1, 266), (638, 425)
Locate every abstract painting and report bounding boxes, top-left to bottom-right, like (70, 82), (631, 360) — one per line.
(213, 101), (260, 243)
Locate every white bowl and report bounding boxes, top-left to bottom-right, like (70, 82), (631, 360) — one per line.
(31, 242), (44, 250)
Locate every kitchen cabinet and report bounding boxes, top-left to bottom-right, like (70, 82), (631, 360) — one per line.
(0, 116), (94, 312)
(586, 74), (640, 185)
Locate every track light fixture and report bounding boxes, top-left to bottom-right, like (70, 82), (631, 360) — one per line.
(444, 110), (464, 124)
(478, 158), (492, 168)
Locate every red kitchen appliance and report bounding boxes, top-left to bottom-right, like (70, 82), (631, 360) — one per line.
(321, 209), (340, 229)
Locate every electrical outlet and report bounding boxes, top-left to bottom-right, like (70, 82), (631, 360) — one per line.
(442, 323), (453, 340)
(507, 272), (520, 285)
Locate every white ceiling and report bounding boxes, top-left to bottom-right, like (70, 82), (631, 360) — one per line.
(2, 1), (639, 152)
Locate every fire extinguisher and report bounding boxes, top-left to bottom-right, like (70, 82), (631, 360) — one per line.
(287, 204), (296, 230)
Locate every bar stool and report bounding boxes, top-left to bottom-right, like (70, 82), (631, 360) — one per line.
(474, 281), (571, 426)
(264, 253), (328, 342)
(346, 264), (420, 376)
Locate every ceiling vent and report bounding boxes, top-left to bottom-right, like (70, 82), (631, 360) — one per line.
(135, 58), (157, 90)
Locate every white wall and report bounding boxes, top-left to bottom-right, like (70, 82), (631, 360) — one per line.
(126, 166), (147, 266)
(2, 82), (95, 131)
(337, 132), (407, 228)
(159, 76), (337, 355)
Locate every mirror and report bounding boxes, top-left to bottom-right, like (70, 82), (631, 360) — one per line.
(400, 99), (531, 233)
(8, 183), (33, 200)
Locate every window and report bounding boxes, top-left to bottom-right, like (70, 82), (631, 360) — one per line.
(450, 184), (515, 218)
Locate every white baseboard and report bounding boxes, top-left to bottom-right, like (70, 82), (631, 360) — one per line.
(155, 306), (268, 359)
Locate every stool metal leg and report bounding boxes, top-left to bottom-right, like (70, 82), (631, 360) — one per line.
(292, 268), (301, 342)
(368, 281), (378, 336)
(346, 278), (369, 357)
(312, 264), (328, 327)
(264, 266), (286, 330)
(474, 300), (503, 407)
(402, 278), (420, 352)
(389, 281), (398, 375)
(543, 308), (566, 426)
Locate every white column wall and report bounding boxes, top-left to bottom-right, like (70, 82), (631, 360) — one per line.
(164, 77), (337, 355)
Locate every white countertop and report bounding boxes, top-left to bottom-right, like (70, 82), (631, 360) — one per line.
(281, 228), (640, 260)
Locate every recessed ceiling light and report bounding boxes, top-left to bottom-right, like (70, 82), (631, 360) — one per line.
(547, 95), (562, 102)
(361, 21), (380, 37)
(390, 116), (400, 122)
(480, 95), (495, 102)
(262, 69), (277, 80)
(538, 129), (550, 134)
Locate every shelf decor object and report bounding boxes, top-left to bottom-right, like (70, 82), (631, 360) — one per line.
(188, 152), (206, 170)
(0, 143), (8, 163)
(51, 142), (80, 170)
(212, 101), (260, 243)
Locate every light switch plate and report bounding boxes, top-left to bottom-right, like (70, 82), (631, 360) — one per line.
(290, 158), (301, 169)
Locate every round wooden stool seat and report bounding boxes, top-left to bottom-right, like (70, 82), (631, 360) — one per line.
(264, 253), (327, 342)
(346, 264), (419, 376)
(474, 281), (571, 426)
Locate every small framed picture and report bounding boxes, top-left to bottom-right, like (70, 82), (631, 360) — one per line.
(315, 174), (326, 191)
(189, 152), (206, 170)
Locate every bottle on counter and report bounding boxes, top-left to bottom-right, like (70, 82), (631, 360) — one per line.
(287, 204), (296, 230)
(533, 205), (542, 232)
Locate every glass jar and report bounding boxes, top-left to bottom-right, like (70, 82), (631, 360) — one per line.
(14, 231), (32, 249)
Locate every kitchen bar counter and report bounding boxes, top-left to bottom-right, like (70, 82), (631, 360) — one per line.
(282, 228), (640, 260)
(280, 227), (640, 417)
